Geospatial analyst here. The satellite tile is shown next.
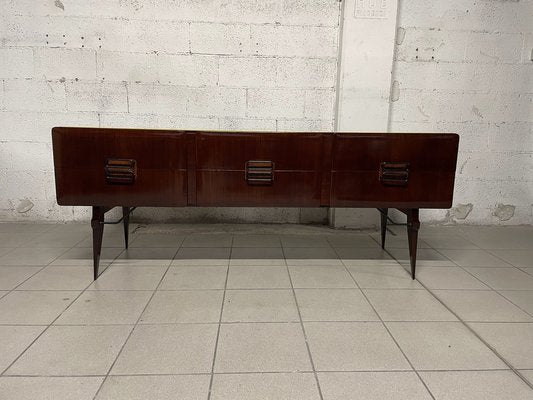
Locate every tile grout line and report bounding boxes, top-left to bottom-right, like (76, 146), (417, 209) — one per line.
(90, 236), (184, 400)
(206, 234), (233, 400)
(281, 241), (325, 400)
(426, 247), (533, 320)
(333, 239), (438, 400)
(0, 233), (107, 377)
(396, 241), (533, 390)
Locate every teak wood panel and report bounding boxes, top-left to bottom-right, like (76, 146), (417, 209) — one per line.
(52, 127), (188, 207)
(330, 133), (459, 208)
(194, 132), (324, 207)
(51, 128), (459, 209)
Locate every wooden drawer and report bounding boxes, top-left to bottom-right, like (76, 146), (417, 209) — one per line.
(195, 132), (324, 207)
(196, 171), (321, 207)
(195, 132), (323, 170)
(330, 133), (459, 208)
(52, 127), (187, 206)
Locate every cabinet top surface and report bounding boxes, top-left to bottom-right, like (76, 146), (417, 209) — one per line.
(52, 127), (458, 139)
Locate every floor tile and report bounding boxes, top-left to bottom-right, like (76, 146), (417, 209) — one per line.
(519, 370), (533, 385)
(0, 247), (69, 266)
(465, 267), (533, 290)
(227, 266), (291, 289)
(182, 234), (233, 247)
(0, 232), (37, 247)
(222, 289), (299, 322)
(172, 247), (230, 266)
(6, 325), (132, 376)
(232, 234), (281, 247)
(117, 247), (177, 261)
(284, 247), (340, 266)
(230, 247), (285, 266)
(51, 247), (123, 266)
(400, 260), (457, 268)
(499, 290), (533, 316)
(439, 249), (512, 267)
(365, 289), (457, 322)
(470, 323), (533, 369)
(111, 324), (217, 374)
(420, 371), (533, 400)
(327, 234), (380, 248)
(280, 234), (330, 248)
(490, 250), (533, 268)
(336, 247), (393, 261)
(295, 289), (379, 321)
(347, 265), (422, 289)
(416, 267), (490, 290)
(0, 326), (45, 371)
(23, 231), (87, 248)
(130, 233), (184, 248)
(290, 265), (356, 288)
(388, 248), (448, 262)
(0, 223), (53, 234)
(76, 231), (136, 248)
(55, 291), (152, 325)
(433, 290), (533, 322)
(305, 322), (410, 371)
(0, 377), (103, 400)
(96, 375), (210, 400)
(0, 266), (42, 290)
(215, 323), (311, 372)
(139, 290), (223, 323)
(211, 373), (320, 400)
(17, 266), (93, 290)
(421, 234), (478, 249)
(0, 247), (15, 258)
(318, 372), (432, 400)
(0, 291), (78, 324)
(159, 265), (227, 289)
(88, 265), (166, 290)
(386, 322), (506, 370)
(370, 233), (430, 249)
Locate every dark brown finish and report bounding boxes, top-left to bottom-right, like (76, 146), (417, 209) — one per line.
(51, 128), (459, 281)
(379, 208), (389, 249)
(91, 206), (106, 280)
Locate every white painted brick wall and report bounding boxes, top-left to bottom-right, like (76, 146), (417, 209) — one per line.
(392, 0), (533, 225)
(1, 0), (339, 222)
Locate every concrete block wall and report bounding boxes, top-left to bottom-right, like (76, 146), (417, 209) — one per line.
(0, 0), (340, 223)
(391, 0), (533, 225)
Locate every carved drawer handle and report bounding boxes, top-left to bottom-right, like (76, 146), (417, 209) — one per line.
(379, 162), (409, 186)
(105, 158), (136, 185)
(246, 160), (274, 186)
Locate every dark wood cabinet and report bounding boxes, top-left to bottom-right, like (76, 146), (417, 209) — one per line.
(52, 127), (459, 281)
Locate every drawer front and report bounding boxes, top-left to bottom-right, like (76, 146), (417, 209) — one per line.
(196, 171), (321, 207)
(195, 132), (324, 206)
(52, 127), (187, 206)
(195, 132), (323, 171)
(331, 133), (459, 208)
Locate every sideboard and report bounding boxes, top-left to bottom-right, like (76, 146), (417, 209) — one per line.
(52, 127), (459, 280)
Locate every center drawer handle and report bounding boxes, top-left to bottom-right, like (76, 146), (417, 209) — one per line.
(246, 160), (274, 186)
(105, 158), (137, 185)
(379, 162), (409, 186)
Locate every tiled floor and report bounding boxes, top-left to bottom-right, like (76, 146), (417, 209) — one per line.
(0, 222), (532, 399)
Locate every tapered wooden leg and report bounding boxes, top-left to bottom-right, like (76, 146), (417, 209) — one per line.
(406, 208), (420, 280)
(91, 206), (105, 281)
(122, 207), (130, 249)
(379, 208), (389, 249)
